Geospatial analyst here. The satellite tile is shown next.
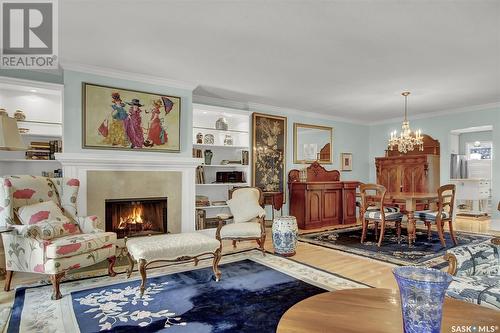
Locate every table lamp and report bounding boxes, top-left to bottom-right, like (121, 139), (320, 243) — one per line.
(0, 114), (27, 151)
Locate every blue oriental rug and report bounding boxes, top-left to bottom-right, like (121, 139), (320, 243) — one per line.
(299, 226), (491, 268)
(8, 251), (366, 332)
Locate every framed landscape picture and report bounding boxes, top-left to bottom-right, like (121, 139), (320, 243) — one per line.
(252, 113), (287, 198)
(341, 153), (353, 171)
(82, 83), (181, 152)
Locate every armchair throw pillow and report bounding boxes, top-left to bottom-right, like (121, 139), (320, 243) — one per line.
(17, 200), (71, 225)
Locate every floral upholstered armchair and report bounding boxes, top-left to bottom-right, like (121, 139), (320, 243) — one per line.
(444, 238), (500, 310)
(0, 176), (117, 300)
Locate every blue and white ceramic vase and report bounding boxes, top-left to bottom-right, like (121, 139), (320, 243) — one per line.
(393, 266), (453, 333)
(272, 216), (298, 257)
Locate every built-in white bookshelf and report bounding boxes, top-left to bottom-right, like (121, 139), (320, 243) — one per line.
(193, 104), (251, 229)
(0, 77), (63, 177)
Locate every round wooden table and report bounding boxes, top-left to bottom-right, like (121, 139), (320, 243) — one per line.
(277, 288), (500, 333)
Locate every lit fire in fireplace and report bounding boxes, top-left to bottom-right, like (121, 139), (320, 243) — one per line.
(117, 205), (153, 230)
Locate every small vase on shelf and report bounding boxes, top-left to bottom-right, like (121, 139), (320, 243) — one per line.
(204, 150), (213, 165)
(204, 134), (215, 145)
(196, 132), (203, 144)
(393, 266), (452, 333)
(215, 117), (228, 130)
(14, 109), (26, 121)
(224, 134), (233, 146)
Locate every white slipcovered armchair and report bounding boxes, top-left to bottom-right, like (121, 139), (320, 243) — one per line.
(0, 175), (117, 300)
(215, 187), (266, 255)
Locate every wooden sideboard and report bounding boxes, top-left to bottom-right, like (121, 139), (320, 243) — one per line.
(288, 162), (359, 230)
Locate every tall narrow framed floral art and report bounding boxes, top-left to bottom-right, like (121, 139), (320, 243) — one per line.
(252, 113), (287, 199)
(83, 83), (181, 152)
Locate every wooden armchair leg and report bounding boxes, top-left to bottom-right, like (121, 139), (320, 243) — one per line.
(258, 233), (266, 256)
(436, 220), (446, 247)
(360, 220), (368, 243)
(232, 240), (237, 249)
(377, 221), (386, 247)
(425, 221), (432, 240)
(107, 256), (117, 277)
(212, 249), (222, 281)
(50, 272), (65, 300)
(4, 270), (13, 292)
(396, 221), (402, 244)
(448, 221), (458, 246)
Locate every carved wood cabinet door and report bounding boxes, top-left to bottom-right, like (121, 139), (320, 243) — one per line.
(307, 189), (322, 225)
(402, 164), (426, 192)
(322, 189), (342, 225)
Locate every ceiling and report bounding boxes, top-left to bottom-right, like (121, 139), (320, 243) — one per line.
(60, 0), (500, 122)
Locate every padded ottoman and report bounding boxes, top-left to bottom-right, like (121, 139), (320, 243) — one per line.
(126, 233), (222, 296)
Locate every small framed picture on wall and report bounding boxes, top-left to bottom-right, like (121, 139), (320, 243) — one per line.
(341, 153), (353, 171)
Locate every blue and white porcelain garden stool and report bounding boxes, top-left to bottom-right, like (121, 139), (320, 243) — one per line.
(272, 216), (298, 257)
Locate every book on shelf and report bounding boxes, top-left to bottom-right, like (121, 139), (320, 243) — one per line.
(26, 140), (62, 160)
(211, 200), (227, 206)
(196, 165), (205, 184)
(192, 148), (203, 158)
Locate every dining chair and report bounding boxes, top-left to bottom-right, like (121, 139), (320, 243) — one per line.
(360, 183), (403, 247)
(415, 184), (457, 247)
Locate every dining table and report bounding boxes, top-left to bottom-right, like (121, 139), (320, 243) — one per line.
(362, 191), (439, 245)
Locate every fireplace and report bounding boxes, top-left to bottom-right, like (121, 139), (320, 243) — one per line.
(105, 197), (168, 238)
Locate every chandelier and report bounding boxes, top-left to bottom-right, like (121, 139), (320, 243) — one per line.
(388, 91), (423, 153)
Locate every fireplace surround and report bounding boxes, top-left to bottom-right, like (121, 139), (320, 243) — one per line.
(55, 153), (202, 233)
(105, 197), (168, 238)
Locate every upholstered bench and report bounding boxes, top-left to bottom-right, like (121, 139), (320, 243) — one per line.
(126, 233), (222, 296)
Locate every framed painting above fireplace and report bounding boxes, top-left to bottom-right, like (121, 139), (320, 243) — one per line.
(82, 83), (181, 152)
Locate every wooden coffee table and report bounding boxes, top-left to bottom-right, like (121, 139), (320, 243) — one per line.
(277, 288), (500, 333)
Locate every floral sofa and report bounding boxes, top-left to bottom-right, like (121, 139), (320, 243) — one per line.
(444, 238), (500, 310)
(0, 175), (117, 300)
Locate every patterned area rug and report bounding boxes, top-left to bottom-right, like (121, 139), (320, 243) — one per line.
(8, 250), (367, 332)
(298, 226), (492, 268)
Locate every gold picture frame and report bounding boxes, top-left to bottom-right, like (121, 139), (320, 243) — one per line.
(82, 82), (181, 153)
(293, 123), (333, 164)
(341, 152), (353, 171)
(252, 113), (287, 199)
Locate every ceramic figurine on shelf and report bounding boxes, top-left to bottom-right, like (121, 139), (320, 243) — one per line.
(224, 134), (233, 146)
(204, 150), (213, 165)
(0, 108), (8, 117)
(242, 150), (249, 165)
(215, 117), (228, 130)
(14, 110), (26, 121)
(196, 132), (203, 144)
(204, 133), (215, 145)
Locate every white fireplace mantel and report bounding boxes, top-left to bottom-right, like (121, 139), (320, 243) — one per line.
(55, 152), (203, 232)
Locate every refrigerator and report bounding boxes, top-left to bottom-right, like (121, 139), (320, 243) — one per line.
(450, 154), (468, 179)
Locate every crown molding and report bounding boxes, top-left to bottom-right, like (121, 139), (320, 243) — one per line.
(193, 95), (250, 111)
(369, 101), (500, 126)
(60, 62), (199, 91)
(193, 94), (366, 124)
(0, 75), (63, 94)
(247, 102), (365, 125)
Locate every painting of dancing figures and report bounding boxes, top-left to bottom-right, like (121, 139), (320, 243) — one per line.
(83, 83), (181, 152)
